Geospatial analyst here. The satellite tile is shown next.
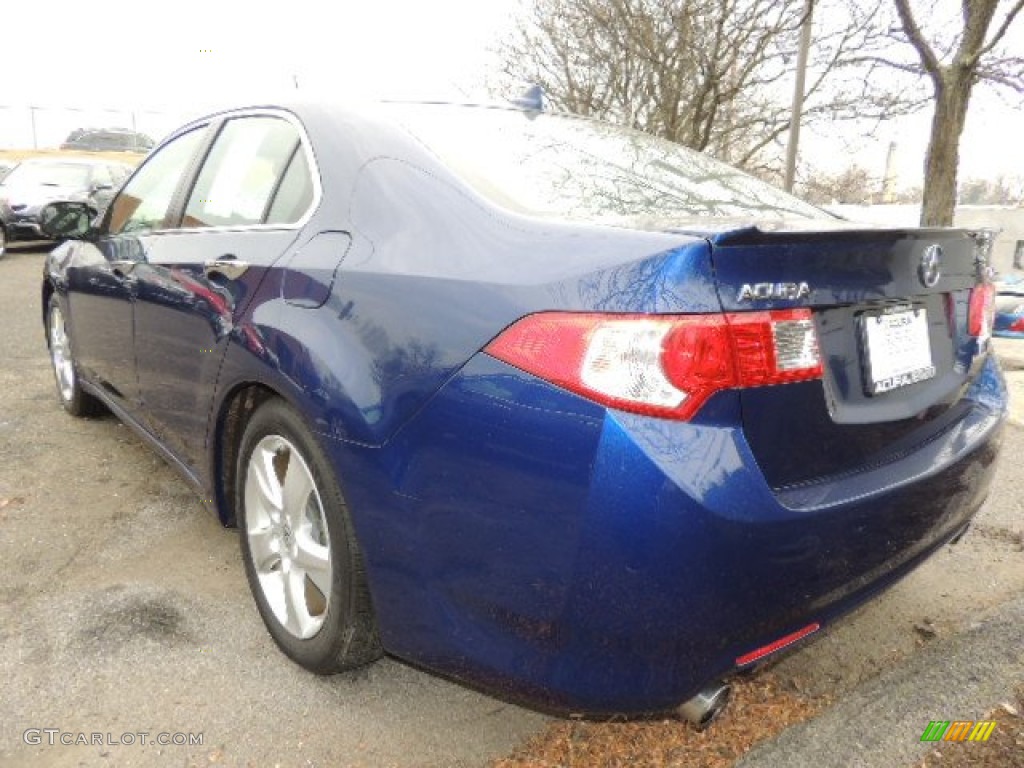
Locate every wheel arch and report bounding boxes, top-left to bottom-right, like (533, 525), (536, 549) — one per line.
(41, 279), (55, 346)
(210, 381), (282, 527)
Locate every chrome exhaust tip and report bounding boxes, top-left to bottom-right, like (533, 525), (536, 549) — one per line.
(677, 683), (731, 729)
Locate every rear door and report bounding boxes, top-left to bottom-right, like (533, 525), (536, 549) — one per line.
(129, 112), (317, 468)
(706, 226), (989, 488)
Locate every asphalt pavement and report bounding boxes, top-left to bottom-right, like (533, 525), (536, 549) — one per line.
(0, 247), (549, 768)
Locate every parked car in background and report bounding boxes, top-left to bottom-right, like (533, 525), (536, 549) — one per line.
(37, 100), (1006, 724)
(994, 273), (1024, 338)
(61, 128), (154, 153)
(0, 158), (131, 255)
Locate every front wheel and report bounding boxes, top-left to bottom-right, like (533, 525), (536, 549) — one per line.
(237, 399), (382, 673)
(46, 294), (104, 417)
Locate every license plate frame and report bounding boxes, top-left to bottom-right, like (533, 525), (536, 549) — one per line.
(859, 303), (936, 396)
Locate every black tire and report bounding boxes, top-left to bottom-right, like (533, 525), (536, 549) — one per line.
(45, 293), (104, 417)
(0, 224), (7, 259)
(236, 398), (382, 673)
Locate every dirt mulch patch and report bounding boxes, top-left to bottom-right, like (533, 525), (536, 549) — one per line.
(917, 686), (1024, 768)
(493, 674), (829, 768)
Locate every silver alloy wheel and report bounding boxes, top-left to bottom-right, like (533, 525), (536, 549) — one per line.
(49, 304), (75, 403)
(244, 435), (333, 639)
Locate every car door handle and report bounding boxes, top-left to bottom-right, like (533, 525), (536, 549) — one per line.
(110, 260), (137, 278)
(204, 258), (249, 280)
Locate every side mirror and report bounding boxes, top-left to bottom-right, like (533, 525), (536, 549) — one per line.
(39, 201), (97, 240)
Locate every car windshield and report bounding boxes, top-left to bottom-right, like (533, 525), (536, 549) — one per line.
(3, 162), (91, 188)
(390, 104), (827, 225)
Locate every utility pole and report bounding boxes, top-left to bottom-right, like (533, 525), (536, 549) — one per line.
(784, 0), (814, 193)
(28, 106), (38, 149)
(881, 141), (897, 203)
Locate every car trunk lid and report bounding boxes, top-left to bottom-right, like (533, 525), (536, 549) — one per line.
(687, 225), (991, 489)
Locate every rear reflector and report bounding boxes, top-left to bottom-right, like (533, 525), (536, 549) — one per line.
(735, 622), (821, 666)
(485, 309), (822, 421)
(968, 284), (995, 338)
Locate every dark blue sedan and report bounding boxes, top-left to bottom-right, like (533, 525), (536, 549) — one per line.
(38, 100), (1006, 724)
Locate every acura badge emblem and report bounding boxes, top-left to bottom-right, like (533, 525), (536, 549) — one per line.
(919, 245), (943, 288)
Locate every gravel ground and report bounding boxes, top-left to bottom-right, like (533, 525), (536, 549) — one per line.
(1, 244), (1022, 768)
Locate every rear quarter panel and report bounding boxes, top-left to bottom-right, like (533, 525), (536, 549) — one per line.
(211, 121), (720, 452)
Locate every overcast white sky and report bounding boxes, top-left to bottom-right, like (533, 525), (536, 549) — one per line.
(2, 0), (1022, 192)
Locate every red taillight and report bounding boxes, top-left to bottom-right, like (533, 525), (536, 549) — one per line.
(485, 309), (822, 421)
(968, 284), (995, 338)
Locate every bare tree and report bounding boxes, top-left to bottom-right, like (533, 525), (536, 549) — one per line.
(800, 165), (880, 204)
(499, 0), (917, 178)
(883, 0), (1024, 225)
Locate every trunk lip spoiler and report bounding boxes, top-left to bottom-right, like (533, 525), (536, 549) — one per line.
(668, 224), (979, 248)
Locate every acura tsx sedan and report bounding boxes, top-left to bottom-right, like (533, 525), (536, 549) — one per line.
(38, 99), (1006, 722)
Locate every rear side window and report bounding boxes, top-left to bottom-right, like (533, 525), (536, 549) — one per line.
(265, 147), (314, 225)
(108, 128), (205, 235)
(183, 116), (304, 228)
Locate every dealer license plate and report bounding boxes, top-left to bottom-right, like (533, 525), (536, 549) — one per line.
(861, 305), (936, 395)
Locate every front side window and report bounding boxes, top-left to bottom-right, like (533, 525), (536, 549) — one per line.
(107, 128), (205, 235)
(183, 116), (304, 228)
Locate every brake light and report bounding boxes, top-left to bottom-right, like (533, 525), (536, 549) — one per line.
(485, 309), (822, 421)
(968, 284), (995, 338)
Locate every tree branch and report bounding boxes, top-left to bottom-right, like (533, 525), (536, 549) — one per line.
(980, 0), (1024, 58)
(893, 0), (943, 82)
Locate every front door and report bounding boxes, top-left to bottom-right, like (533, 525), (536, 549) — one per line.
(69, 126), (210, 411)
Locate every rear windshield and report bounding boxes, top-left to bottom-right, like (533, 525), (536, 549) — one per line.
(3, 162), (92, 188)
(390, 104), (827, 225)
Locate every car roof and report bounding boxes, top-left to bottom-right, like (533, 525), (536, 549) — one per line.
(179, 97), (534, 125)
(162, 98), (541, 159)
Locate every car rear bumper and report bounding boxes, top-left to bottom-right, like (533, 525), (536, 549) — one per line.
(330, 352), (1006, 714)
